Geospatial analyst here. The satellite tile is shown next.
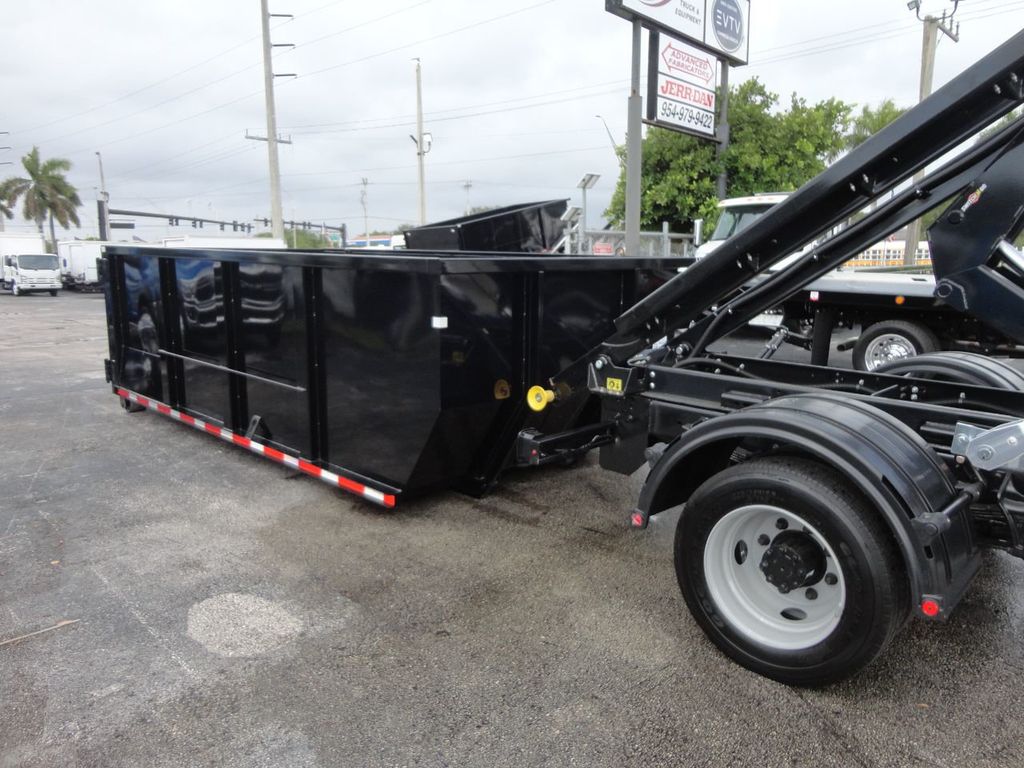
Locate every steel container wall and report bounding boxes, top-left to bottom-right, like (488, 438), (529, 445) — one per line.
(103, 246), (683, 500)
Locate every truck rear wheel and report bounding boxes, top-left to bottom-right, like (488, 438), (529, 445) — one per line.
(853, 319), (939, 371)
(675, 455), (907, 686)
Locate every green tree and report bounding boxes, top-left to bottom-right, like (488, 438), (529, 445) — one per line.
(845, 99), (906, 151)
(0, 146), (82, 249)
(605, 78), (853, 232)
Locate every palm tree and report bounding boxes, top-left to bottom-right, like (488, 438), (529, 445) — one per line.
(844, 100), (906, 151)
(0, 197), (12, 232)
(0, 146), (82, 248)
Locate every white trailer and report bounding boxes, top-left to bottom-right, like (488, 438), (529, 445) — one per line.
(57, 240), (107, 290)
(160, 235), (286, 249)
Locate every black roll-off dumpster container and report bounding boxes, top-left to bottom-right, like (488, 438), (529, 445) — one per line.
(102, 246), (683, 505)
(402, 200), (568, 252)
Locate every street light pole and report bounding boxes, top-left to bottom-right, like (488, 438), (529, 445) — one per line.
(577, 173), (600, 255)
(414, 59), (427, 225)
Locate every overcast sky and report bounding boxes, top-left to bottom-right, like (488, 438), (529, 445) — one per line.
(1, 0), (1021, 242)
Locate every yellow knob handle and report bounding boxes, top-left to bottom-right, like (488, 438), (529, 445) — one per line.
(526, 385), (555, 412)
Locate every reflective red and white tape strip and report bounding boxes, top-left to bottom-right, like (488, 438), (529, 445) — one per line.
(115, 388), (396, 508)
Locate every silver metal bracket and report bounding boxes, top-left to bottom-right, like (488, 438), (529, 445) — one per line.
(953, 420), (1024, 471)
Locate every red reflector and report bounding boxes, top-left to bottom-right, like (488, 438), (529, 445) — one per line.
(232, 434), (251, 448)
(204, 423), (221, 435)
(180, 414), (196, 426)
(264, 447), (285, 462)
(157, 404), (171, 415)
(921, 599), (940, 617)
(383, 494), (396, 508)
(631, 513), (644, 527)
(136, 397), (149, 408)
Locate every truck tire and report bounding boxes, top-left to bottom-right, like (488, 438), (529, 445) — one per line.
(675, 455), (908, 687)
(49, 290), (58, 297)
(11, 281), (20, 297)
(876, 351), (1024, 389)
(875, 351), (1024, 414)
(853, 320), (939, 371)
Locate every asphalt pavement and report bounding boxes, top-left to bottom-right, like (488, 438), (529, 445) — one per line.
(2, 291), (1023, 767)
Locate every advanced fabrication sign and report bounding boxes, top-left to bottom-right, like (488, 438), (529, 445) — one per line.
(646, 32), (718, 139)
(607, 0), (750, 65)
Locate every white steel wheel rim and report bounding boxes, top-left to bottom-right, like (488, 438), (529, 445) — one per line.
(863, 333), (916, 371)
(703, 504), (846, 650)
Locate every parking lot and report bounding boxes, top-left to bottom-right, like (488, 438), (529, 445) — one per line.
(2, 290), (1024, 767)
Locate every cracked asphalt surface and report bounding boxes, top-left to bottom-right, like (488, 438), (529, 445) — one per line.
(2, 291), (1023, 767)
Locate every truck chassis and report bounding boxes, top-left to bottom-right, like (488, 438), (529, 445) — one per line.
(522, 30), (1024, 684)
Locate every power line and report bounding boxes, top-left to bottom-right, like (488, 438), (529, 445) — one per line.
(14, 0), (557, 165)
(106, 132), (239, 181)
(15, 18), (291, 137)
(300, 0), (557, 80)
(290, 87), (623, 137)
(753, 1), (1024, 66)
(285, 0), (433, 52)
(37, 63), (262, 147)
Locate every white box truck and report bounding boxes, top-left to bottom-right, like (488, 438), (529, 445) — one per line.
(0, 233), (61, 296)
(57, 240), (106, 290)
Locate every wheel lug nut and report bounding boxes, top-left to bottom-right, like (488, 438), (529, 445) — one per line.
(734, 541), (748, 565)
(805, 588), (818, 600)
(758, 534), (770, 546)
(775, 518), (788, 530)
(824, 573), (838, 586)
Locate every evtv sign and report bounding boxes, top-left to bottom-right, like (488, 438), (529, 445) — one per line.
(607, 0), (750, 65)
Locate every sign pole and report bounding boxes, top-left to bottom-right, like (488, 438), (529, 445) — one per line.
(715, 62), (730, 199)
(625, 18), (643, 257)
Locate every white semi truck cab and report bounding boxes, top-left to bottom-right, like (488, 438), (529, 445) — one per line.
(2, 253), (62, 296)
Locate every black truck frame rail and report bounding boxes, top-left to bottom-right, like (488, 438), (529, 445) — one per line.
(518, 30), (1024, 684)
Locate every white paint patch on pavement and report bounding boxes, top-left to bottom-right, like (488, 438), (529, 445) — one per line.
(187, 593), (304, 657)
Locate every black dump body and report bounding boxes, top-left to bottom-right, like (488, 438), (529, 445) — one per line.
(103, 245), (682, 502)
(403, 200), (567, 252)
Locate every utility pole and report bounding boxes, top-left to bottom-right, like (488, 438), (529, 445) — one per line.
(903, 1), (959, 265)
(624, 19), (643, 258)
(463, 180), (472, 215)
(96, 151), (110, 240)
(258, 0), (294, 241)
(410, 59), (431, 225)
(360, 177), (369, 245)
